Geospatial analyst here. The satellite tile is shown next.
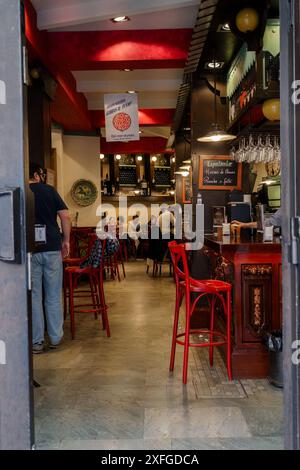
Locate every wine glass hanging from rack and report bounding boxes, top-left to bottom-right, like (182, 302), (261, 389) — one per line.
(230, 132), (281, 163)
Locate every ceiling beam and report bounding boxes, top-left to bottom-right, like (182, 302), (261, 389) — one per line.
(46, 30), (192, 70)
(36, 0), (200, 30)
(91, 109), (175, 128)
(76, 78), (182, 94)
(87, 95), (177, 110)
(100, 137), (172, 154)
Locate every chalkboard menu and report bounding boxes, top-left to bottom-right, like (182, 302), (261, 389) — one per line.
(199, 156), (242, 190)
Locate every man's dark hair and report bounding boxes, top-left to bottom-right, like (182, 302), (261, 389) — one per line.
(29, 162), (44, 179)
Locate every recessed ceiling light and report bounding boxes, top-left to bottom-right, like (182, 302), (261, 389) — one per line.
(171, 157), (176, 163)
(217, 23), (231, 32)
(151, 156), (157, 162)
(116, 154), (122, 160)
(221, 23), (231, 31)
(137, 155), (143, 161)
(111, 16), (130, 23)
(127, 90), (135, 94)
(99, 153), (105, 160)
(207, 62), (222, 69)
(123, 68), (132, 72)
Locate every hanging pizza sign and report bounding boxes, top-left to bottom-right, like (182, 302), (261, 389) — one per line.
(104, 93), (140, 142)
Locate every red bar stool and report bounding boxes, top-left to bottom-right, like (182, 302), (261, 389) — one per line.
(168, 241), (232, 384)
(65, 256), (109, 340)
(104, 251), (121, 281)
(63, 232), (98, 319)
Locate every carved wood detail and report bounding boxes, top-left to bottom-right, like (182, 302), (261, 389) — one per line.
(242, 264), (272, 341)
(242, 265), (273, 276)
(215, 255), (234, 282)
(252, 286), (263, 329)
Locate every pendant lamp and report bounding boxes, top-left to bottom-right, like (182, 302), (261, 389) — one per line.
(197, 57), (236, 143)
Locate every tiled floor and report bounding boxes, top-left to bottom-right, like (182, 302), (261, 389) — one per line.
(33, 261), (283, 450)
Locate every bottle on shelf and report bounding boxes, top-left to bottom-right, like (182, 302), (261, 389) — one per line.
(103, 173), (108, 196)
(141, 174), (148, 196)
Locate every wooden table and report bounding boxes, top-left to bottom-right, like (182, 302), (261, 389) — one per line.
(202, 233), (282, 379)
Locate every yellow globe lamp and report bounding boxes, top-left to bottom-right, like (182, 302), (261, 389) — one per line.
(236, 8), (259, 33)
(262, 99), (280, 121)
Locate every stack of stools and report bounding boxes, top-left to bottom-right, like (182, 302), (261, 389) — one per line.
(63, 236), (110, 339)
(168, 241), (232, 384)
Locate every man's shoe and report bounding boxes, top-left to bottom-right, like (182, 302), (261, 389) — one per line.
(33, 343), (44, 354)
(49, 338), (64, 349)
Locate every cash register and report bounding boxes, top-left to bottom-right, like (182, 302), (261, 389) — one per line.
(226, 191), (252, 223)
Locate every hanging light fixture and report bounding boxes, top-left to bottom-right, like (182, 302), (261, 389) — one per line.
(197, 54), (236, 143)
(179, 165), (190, 171)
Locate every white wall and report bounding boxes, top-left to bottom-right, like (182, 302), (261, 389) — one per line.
(62, 135), (101, 227)
(253, 163), (268, 192)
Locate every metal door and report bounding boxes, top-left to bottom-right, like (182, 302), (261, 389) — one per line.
(0, 0), (33, 449)
(280, 0), (300, 450)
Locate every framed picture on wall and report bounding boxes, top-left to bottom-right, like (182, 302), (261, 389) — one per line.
(199, 155), (242, 190)
(182, 173), (192, 203)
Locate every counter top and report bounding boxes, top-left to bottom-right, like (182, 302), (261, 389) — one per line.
(204, 232), (281, 255)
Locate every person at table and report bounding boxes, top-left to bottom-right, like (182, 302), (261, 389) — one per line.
(232, 207), (282, 228)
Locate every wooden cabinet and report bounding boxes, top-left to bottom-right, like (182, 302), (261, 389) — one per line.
(203, 235), (282, 378)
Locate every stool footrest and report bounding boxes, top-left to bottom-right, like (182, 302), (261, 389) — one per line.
(175, 329), (227, 348)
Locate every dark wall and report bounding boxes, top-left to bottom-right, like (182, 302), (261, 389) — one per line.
(28, 78), (52, 169)
(190, 77), (251, 232)
(174, 135), (191, 205)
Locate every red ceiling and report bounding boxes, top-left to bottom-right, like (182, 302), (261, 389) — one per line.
(24, 0), (191, 151)
(46, 30), (192, 70)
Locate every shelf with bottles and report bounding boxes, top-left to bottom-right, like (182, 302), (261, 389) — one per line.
(227, 50), (280, 134)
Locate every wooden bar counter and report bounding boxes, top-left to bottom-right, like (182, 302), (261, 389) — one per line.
(203, 232), (282, 379)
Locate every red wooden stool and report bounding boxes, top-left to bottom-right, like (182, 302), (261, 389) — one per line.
(63, 233), (99, 319)
(63, 236), (110, 339)
(168, 241), (232, 384)
(65, 262), (110, 340)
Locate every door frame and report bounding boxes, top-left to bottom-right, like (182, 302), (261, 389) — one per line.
(280, 0), (300, 450)
(0, 0), (33, 449)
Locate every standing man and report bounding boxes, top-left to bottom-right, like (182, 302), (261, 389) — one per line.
(29, 163), (71, 353)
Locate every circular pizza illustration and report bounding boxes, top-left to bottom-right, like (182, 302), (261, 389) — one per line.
(113, 112), (131, 132)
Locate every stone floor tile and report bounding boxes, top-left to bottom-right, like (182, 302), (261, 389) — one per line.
(34, 262), (283, 449)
